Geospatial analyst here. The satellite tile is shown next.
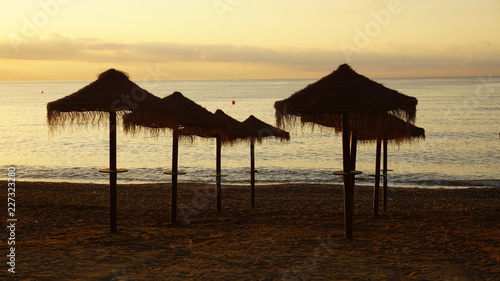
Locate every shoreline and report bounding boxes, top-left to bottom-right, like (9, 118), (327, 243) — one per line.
(2, 181), (499, 280)
(8, 178), (500, 190)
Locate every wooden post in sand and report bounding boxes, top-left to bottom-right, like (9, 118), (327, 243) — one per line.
(171, 130), (179, 224)
(216, 135), (222, 214)
(350, 131), (357, 171)
(373, 138), (382, 216)
(109, 112), (117, 233)
(250, 140), (256, 209)
(382, 138), (388, 212)
(99, 111), (128, 233)
(342, 113), (354, 239)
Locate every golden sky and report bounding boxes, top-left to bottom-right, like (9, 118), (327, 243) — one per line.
(1, 0), (499, 81)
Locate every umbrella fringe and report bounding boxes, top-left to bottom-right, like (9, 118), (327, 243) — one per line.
(279, 110), (424, 144)
(123, 120), (231, 144)
(47, 110), (127, 133)
(358, 134), (425, 146)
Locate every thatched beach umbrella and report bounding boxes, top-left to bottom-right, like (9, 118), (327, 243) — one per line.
(213, 110), (260, 213)
(47, 68), (162, 233)
(242, 115), (290, 208)
(123, 91), (227, 224)
(275, 64), (418, 239)
(303, 113), (425, 215)
(356, 113), (425, 216)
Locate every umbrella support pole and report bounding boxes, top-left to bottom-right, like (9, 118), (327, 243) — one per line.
(110, 173), (117, 233)
(216, 136), (222, 214)
(109, 112), (117, 233)
(382, 138), (388, 212)
(373, 138), (382, 216)
(171, 130), (179, 224)
(250, 141), (256, 209)
(350, 131), (357, 170)
(342, 113), (354, 239)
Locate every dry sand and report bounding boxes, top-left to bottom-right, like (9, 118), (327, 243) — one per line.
(1, 181), (499, 280)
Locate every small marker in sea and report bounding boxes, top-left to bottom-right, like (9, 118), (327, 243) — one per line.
(232, 100), (236, 105)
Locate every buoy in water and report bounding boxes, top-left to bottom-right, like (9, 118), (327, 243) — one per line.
(232, 100), (236, 105)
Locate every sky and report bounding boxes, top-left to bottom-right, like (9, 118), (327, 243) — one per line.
(1, 0), (499, 81)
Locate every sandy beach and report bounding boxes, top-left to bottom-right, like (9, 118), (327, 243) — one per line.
(1, 181), (499, 280)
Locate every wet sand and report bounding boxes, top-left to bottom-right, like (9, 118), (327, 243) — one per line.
(1, 181), (499, 280)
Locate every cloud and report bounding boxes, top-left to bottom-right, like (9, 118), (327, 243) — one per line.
(0, 34), (345, 71)
(1, 34), (499, 78)
(347, 41), (500, 76)
(0, 35), (287, 61)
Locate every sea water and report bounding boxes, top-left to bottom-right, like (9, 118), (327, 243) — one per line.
(0, 76), (499, 188)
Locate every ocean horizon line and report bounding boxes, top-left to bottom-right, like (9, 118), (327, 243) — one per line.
(2, 75), (499, 83)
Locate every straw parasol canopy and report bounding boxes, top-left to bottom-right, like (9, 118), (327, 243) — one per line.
(123, 91), (228, 224)
(214, 110), (261, 144)
(242, 115), (290, 208)
(302, 112), (425, 144)
(47, 68), (161, 128)
(275, 64), (418, 130)
(356, 113), (425, 144)
(274, 64), (418, 239)
(242, 115), (290, 141)
(124, 91), (227, 138)
(46, 68), (162, 233)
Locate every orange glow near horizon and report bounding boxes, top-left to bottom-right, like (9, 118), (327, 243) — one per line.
(1, 1), (499, 81)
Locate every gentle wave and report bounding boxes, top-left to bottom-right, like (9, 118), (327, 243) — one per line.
(11, 165), (500, 188)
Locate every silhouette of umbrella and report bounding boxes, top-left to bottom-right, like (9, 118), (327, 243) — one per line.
(302, 113), (425, 215)
(242, 115), (290, 208)
(275, 64), (418, 239)
(213, 110), (260, 213)
(47, 69), (162, 233)
(123, 91), (227, 224)
(357, 113), (425, 216)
